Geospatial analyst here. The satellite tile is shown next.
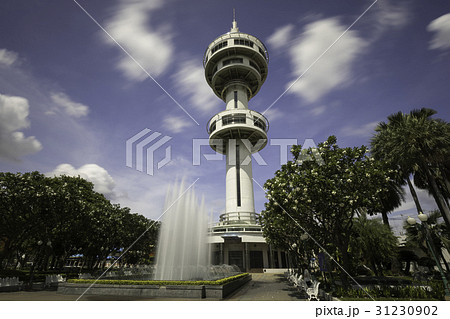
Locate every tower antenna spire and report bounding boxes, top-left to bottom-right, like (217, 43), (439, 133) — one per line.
(231, 8), (239, 32)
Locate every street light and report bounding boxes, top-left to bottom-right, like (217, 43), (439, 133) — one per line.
(407, 214), (450, 300)
(288, 243), (298, 271)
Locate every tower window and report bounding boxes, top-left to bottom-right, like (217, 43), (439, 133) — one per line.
(211, 41), (228, 54)
(258, 46), (266, 57)
(209, 120), (216, 133)
(222, 114), (246, 126)
(234, 39), (254, 48)
(222, 58), (243, 66)
(254, 117), (266, 131)
(234, 91), (238, 108)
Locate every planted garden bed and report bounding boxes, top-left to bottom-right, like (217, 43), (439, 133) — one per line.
(58, 273), (251, 299)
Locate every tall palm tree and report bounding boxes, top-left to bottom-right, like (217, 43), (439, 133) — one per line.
(378, 178), (405, 227)
(371, 114), (423, 217)
(371, 108), (450, 232)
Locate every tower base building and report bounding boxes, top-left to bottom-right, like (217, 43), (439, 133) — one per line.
(208, 216), (288, 272)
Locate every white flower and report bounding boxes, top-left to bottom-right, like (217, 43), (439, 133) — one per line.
(332, 191), (336, 195)
(347, 179), (352, 183)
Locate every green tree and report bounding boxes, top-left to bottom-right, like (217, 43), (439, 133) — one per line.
(261, 136), (396, 285)
(350, 213), (398, 276)
(371, 108), (450, 231)
(0, 171), (159, 272)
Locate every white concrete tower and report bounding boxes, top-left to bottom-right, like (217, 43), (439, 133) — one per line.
(204, 17), (269, 226)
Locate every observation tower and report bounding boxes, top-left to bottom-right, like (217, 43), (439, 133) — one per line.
(205, 17), (286, 271)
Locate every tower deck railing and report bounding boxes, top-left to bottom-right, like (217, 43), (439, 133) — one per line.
(203, 32), (269, 66)
(207, 109), (269, 134)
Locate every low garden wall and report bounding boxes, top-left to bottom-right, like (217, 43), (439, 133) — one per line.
(58, 273), (251, 299)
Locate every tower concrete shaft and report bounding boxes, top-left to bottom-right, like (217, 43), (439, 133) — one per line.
(204, 19), (269, 225)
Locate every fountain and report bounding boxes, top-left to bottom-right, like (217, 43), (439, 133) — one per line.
(59, 180), (249, 298)
(154, 180), (210, 280)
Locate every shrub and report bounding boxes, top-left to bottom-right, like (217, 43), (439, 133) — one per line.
(335, 284), (443, 300)
(67, 273), (249, 286)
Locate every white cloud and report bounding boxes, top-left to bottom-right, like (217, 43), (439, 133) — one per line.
(310, 105), (327, 116)
(50, 92), (89, 118)
(172, 58), (220, 112)
(287, 18), (367, 103)
(0, 48), (18, 66)
(47, 163), (117, 198)
(0, 93), (42, 161)
(428, 13), (450, 51)
(104, 0), (173, 81)
(372, 1), (411, 32)
(262, 108), (284, 122)
(113, 156), (206, 218)
(267, 24), (295, 49)
(163, 114), (193, 134)
(341, 121), (378, 137)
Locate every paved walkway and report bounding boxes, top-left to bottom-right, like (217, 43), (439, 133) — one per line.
(225, 273), (305, 301)
(0, 273), (306, 301)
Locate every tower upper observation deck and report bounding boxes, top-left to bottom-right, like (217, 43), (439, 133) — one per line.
(203, 20), (269, 101)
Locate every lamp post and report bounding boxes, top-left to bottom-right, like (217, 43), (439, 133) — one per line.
(300, 233), (310, 267)
(289, 243), (298, 271)
(407, 214), (450, 300)
(28, 240), (43, 288)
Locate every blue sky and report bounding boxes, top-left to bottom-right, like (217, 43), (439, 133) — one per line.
(1, 0), (450, 235)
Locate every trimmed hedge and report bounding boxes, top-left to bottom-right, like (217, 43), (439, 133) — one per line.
(334, 281), (445, 301)
(67, 273), (249, 286)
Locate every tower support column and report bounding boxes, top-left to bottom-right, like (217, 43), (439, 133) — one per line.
(226, 138), (255, 222)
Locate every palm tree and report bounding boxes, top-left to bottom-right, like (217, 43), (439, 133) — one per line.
(351, 213), (398, 276)
(414, 155), (450, 210)
(371, 108), (450, 232)
(378, 170), (406, 227)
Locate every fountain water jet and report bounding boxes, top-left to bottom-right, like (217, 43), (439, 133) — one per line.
(154, 181), (210, 280)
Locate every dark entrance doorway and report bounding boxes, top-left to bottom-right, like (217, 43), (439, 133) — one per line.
(228, 251), (244, 271)
(250, 251), (263, 268)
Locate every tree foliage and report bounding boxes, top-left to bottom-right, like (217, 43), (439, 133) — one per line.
(371, 108), (450, 231)
(0, 171), (159, 270)
(261, 136), (400, 281)
(349, 213), (398, 276)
